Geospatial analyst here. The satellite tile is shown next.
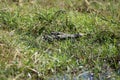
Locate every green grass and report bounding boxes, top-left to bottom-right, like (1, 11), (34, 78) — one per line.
(0, 0), (120, 80)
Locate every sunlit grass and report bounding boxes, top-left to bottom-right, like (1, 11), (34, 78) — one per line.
(0, 0), (120, 79)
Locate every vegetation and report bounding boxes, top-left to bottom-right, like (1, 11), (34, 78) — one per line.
(0, 0), (120, 80)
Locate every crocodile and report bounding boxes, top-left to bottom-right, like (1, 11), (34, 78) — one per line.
(43, 32), (85, 42)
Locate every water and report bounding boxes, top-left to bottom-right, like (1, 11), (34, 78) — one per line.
(47, 70), (119, 80)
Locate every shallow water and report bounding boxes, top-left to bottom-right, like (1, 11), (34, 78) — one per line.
(47, 70), (119, 80)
